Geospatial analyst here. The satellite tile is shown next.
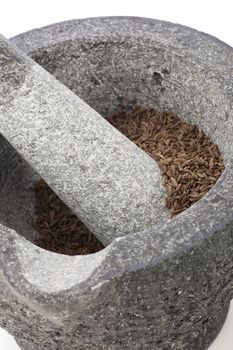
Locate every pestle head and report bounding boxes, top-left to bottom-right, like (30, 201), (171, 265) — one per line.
(0, 34), (166, 245)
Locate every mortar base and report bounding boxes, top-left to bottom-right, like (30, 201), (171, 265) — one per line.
(14, 302), (230, 350)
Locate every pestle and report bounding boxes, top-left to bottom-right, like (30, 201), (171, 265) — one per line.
(0, 34), (166, 245)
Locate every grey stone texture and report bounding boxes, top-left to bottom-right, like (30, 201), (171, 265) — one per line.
(0, 34), (166, 246)
(0, 16), (232, 350)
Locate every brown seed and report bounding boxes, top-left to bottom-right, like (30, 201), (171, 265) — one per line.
(196, 172), (205, 178)
(171, 177), (178, 187)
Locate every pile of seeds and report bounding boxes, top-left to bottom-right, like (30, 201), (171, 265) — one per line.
(34, 107), (224, 255)
(108, 108), (225, 216)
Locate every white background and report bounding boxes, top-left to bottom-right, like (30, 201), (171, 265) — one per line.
(0, 0), (233, 348)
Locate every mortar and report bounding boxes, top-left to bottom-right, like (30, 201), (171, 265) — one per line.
(0, 16), (232, 350)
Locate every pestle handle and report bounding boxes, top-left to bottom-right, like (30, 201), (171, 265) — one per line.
(0, 35), (166, 245)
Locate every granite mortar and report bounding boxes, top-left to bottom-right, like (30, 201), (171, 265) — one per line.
(0, 17), (232, 350)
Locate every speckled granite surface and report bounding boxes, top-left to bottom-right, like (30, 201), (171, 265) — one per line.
(0, 17), (232, 349)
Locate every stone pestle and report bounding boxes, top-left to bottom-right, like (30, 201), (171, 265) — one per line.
(0, 34), (166, 246)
